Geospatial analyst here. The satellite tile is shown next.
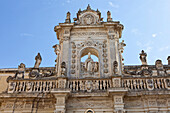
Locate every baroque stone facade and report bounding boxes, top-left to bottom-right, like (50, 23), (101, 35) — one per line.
(0, 5), (170, 113)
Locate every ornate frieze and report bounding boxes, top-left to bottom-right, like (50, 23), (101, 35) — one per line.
(71, 32), (107, 36)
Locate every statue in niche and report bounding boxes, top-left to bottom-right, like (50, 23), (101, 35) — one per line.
(94, 62), (98, 72)
(113, 61), (118, 74)
(85, 52), (94, 72)
(34, 53), (42, 68)
(85, 52), (98, 72)
(61, 62), (67, 76)
(139, 50), (147, 65)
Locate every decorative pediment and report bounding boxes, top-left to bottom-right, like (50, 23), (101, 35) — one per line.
(74, 4), (103, 25)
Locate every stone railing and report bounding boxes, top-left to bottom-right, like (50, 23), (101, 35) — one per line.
(67, 78), (112, 92)
(122, 77), (170, 91)
(7, 77), (170, 93)
(7, 79), (57, 93)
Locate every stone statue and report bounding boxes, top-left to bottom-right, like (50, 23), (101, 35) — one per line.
(34, 53), (42, 68)
(139, 50), (147, 65)
(53, 44), (60, 74)
(15, 63), (26, 78)
(65, 12), (71, 23)
(94, 62), (98, 72)
(85, 52), (94, 72)
(155, 59), (163, 69)
(61, 62), (67, 76)
(167, 56), (170, 65)
(113, 61), (118, 74)
(107, 11), (112, 22)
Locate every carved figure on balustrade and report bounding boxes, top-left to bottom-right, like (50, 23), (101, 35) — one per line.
(61, 62), (67, 76)
(6, 63), (26, 82)
(139, 50), (147, 65)
(26, 82), (32, 92)
(34, 53), (42, 68)
(8, 82), (16, 92)
(15, 63), (26, 78)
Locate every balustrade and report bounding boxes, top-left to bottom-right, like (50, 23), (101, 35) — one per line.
(67, 79), (112, 92)
(8, 80), (57, 93)
(123, 77), (170, 91)
(7, 77), (170, 93)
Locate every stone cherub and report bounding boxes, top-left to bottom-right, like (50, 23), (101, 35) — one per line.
(139, 50), (147, 65)
(34, 53), (42, 68)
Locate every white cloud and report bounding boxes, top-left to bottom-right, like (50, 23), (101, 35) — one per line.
(152, 33), (157, 38)
(145, 46), (152, 53)
(158, 46), (170, 52)
(20, 33), (34, 37)
(66, 0), (70, 3)
(108, 2), (119, 8)
(131, 28), (141, 35)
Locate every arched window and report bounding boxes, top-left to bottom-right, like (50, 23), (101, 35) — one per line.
(79, 47), (100, 77)
(85, 109), (94, 113)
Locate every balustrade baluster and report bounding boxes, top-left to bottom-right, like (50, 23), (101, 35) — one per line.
(161, 79), (165, 89)
(157, 79), (161, 89)
(140, 79), (143, 89)
(103, 80), (106, 90)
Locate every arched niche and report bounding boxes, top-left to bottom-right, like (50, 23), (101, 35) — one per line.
(78, 47), (101, 78)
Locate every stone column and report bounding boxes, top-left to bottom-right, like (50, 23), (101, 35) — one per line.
(51, 77), (70, 113)
(113, 95), (125, 113)
(106, 25), (123, 76)
(59, 27), (72, 77)
(109, 76), (127, 113)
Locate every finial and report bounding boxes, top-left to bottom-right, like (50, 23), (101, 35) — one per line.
(107, 11), (112, 22)
(87, 4), (91, 10)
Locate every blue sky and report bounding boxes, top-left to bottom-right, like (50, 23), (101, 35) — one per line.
(0, 0), (170, 68)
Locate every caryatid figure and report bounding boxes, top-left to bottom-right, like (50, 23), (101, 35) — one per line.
(139, 50), (147, 65)
(85, 52), (94, 72)
(34, 53), (42, 68)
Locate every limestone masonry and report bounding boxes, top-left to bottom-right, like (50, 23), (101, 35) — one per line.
(0, 5), (170, 113)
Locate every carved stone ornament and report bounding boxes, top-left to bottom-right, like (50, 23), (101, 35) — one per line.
(146, 79), (154, 90)
(118, 40), (126, 53)
(83, 14), (95, 25)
